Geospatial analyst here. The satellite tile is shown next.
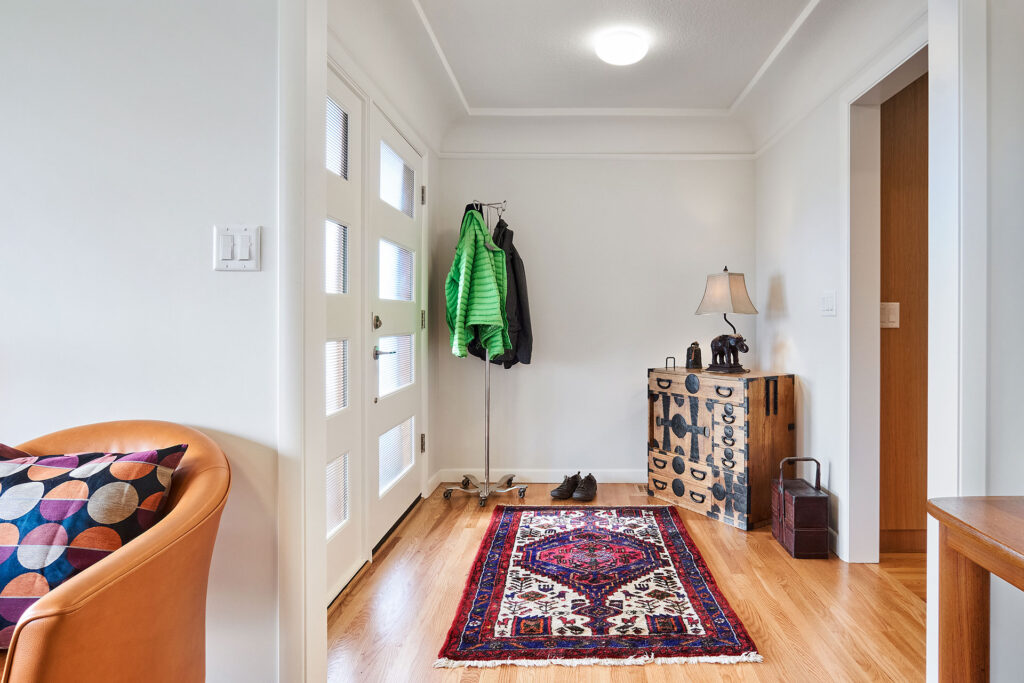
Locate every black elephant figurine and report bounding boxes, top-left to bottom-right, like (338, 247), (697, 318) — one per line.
(708, 334), (750, 373)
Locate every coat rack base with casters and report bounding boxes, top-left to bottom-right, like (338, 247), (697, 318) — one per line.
(443, 350), (528, 506)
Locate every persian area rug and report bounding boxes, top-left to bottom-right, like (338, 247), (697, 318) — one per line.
(436, 505), (761, 668)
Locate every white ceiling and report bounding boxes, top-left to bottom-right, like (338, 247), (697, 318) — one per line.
(416, 0), (812, 114)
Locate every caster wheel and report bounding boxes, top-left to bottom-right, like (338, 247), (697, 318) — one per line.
(461, 476), (471, 488)
(479, 497), (487, 507)
(443, 489), (452, 500)
(505, 475), (515, 487)
(518, 488), (526, 499)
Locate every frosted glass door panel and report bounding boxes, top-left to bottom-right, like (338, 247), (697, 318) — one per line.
(378, 417), (414, 494)
(377, 334), (414, 397)
(326, 453), (350, 535)
(378, 239), (414, 301)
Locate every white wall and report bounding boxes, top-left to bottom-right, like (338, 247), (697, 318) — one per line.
(753, 102), (845, 534)
(0, 3), (279, 680)
(431, 157), (755, 482)
(444, 116), (752, 156)
(736, 0), (928, 148)
(747, 3), (927, 561)
(328, 0), (464, 151)
(986, 0), (1024, 677)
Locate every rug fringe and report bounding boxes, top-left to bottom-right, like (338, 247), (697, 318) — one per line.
(433, 652), (763, 668)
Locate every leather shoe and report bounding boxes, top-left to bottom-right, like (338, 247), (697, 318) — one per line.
(550, 472), (581, 499)
(572, 473), (597, 502)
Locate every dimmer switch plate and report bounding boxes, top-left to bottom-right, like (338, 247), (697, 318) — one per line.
(213, 225), (261, 271)
(820, 290), (837, 317)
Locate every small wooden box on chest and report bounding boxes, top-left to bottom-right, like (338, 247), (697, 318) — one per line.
(647, 367), (796, 530)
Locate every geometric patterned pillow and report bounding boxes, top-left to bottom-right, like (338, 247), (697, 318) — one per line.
(0, 444), (187, 647)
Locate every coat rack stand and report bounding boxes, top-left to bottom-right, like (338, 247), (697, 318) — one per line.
(443, 351), (528, 507)
(443, 200), (527, 506)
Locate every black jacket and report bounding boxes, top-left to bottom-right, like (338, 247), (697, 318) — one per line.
(468, 219), (533, 368)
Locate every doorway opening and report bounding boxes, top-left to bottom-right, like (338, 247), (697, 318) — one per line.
(848, 47), (928, 594)
(878, 73), (929, 559)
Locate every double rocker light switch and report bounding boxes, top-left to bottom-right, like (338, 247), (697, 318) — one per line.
(213, 225), (261, 271)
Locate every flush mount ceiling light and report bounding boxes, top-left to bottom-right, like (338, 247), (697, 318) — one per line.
(593, 28), (650, 66)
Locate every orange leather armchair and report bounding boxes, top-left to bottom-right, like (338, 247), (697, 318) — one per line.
(1, 420), (230, 683)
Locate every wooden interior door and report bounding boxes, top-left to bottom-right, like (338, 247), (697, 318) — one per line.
(879, 74), (928, 553)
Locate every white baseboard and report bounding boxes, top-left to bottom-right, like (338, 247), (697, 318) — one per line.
(424, 467), (647, 496)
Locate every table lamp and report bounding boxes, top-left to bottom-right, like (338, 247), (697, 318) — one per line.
(695, 266), (758, 373)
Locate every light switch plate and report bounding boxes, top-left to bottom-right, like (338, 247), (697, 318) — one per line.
(213, 225), (261, 271)
(880, 302), (900, 328)
(820, 290), (837, 317)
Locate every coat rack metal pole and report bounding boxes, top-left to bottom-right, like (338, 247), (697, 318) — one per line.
(482, 350), (491, 498)
(444, 349), (526, 506)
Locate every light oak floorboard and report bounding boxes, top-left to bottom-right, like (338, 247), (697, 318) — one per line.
(327, 484), (925, 683)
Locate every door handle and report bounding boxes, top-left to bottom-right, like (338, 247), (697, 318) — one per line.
(373, 346), (396, 360)
(372, 314), (383, 330)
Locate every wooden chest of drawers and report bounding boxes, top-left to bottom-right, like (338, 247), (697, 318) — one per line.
(647, 368), (796, 530)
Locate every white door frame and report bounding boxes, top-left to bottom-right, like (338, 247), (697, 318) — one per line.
(840, 4), (988, 682)
(277, 0), (328, 680)
(837, 16), (930, 564)
(277, 16), (436, 681)
(925, 2), (988, 682)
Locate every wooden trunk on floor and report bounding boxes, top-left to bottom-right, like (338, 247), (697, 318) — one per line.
(772, 475), (830, 559)
(647, 368), (796, 530)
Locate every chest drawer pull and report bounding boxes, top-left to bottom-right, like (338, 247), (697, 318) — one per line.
(656, 378), (673, 390)
(689, 491), (706, 504)
(721, 413), (736, 424)
(715, 385), (734, 398)
(722, 458), (737, 469)
(690, 468), (707, 481)
(721, 436), (736, 447)
(652, 456), (667, 469)
(652, 478), (667, 490)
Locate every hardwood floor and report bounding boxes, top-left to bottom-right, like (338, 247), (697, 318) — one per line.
(327, 484), (926, 682)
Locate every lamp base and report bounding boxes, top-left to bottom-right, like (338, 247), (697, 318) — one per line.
(705, 362), (749, 374)
(707, 333), (751, 374)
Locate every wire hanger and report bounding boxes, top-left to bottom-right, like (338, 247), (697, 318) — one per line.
(471, 200), (507, 247)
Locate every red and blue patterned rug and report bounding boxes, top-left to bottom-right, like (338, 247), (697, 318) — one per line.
(436, 505), (761, 668)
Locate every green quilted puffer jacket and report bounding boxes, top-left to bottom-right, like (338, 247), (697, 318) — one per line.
(445, 208), (511, 358)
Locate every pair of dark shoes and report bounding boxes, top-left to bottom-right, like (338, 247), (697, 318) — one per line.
(550, 472), (597, 502)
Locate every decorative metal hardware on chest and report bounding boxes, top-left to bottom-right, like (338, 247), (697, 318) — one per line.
(647, 367), (797, 531)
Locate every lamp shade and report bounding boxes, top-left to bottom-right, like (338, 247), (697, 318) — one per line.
(695, 268), (758, 315)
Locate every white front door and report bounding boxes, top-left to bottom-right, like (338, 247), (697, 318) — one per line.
(365, 107), (424, 546)
(324, 68), (365, 602)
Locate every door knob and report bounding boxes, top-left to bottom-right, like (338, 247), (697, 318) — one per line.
(373, 345), (396, 360)
(372, 314), (383, 330)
